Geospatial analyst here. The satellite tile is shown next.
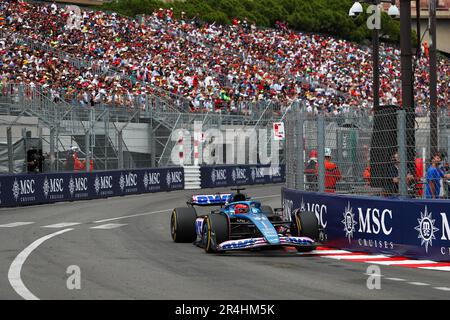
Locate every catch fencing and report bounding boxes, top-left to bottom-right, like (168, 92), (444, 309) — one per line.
(0, 83), (288, 173)
(285, 104), (450, 199)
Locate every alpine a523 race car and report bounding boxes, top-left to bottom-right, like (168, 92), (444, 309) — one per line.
(170, 189), (322, 253)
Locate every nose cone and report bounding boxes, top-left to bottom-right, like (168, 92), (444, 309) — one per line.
(250, 213), (280, 245)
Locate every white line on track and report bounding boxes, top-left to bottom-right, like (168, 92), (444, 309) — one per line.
(0, 222), (34, 228)
(420, 266), (450, 271)
(90, 223), (128, 230)
(325, 254), (388, 260)
(252, 195), (280, 200)
(92, 194), (279, 224)
(434, 287), (450, 291)
(385, 278), (406, 281)
(41, 223), (81, 228)
(93, 209), (172, 223)
(8, 228), (74, 300)
(300, 250), (351, 255)
(407, 282), (430, 286)
(369, 260), (437, 265)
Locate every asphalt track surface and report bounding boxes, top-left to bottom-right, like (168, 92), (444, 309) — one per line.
(0, 184), (448, 300)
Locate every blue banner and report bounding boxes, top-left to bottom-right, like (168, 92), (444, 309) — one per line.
(201, 164), (285, 189)
(282, 187), (450, 262)
(0, 167), (184, 207)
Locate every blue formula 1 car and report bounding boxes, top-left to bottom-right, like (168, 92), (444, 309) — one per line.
(170, 188), (322, 253)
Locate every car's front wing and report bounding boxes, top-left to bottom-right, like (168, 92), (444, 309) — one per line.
(216, 236), (315, 251)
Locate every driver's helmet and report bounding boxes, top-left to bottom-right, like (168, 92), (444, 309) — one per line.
(234, 203), (249, 214)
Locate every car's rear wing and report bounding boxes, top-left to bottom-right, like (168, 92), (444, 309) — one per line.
(188, 194), (232, 206)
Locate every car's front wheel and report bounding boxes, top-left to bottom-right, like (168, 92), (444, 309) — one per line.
(291, 210), (319, 252)
(203, 213), (229, 253)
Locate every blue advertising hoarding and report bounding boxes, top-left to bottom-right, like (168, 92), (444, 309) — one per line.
(282, 187), (450, 262)
(0, 167), (184, 208)
(201, 164), (285, 189)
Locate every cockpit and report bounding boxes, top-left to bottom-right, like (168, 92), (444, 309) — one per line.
(230, 202), (261, 214)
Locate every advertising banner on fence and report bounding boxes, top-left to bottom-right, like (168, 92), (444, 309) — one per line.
(201, 164), (285, 189)
(282, 187), (450, 262)
(0, 167), (184, 208)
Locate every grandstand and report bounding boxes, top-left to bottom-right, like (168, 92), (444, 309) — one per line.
(53, 0), (106, 5)
(0, 0), (449, 172)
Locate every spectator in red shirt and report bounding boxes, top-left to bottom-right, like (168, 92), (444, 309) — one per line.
(415, 157), (425, 197)
(324, 148), (341, 193)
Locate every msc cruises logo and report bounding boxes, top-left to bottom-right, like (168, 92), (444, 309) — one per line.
(143, 172), (149, 189)
(69, 177), (75, 197)
(166, 171), (172, 187)
(43, 177), (50, 198)
(12, 179), (20, 201)
(342, 202), (357, 243)
(251, 168), (256, 182)
(415, 206), (439, 253)
(119, 173), (126, 192)
(300, 198), (306, 212)
(211, 169), (217, 183)
(94, 175), (101, 194)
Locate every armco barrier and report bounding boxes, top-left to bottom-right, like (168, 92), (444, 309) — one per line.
(282, 187), (450, 262)
(0, 168), (184, 207)
(201, 164), (285, 189)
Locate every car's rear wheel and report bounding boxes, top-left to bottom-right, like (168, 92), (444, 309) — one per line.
(171, 207), (197, 243)
(203, 213), (229, 253)
(292, 210), (319, 252)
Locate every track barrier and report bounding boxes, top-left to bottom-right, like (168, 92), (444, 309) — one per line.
(0, 167), (184, 207)
(282, 187), (450, 262)
(0, 164), (285, 207)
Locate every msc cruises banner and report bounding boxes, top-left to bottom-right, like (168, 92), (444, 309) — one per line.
(0, 167), (184, 208)
(282, 187), (450, 262)
(201, 164), (285, 189)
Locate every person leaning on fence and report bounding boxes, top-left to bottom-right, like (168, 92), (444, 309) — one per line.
(385, 152), (415, 196)
(415, 156), (425, 198)
(324, 148), (341, 193)
(64, 147), (74, 171)
(425, 153), (450, 199)
(305, 149), (318, 191)
(72, 148), (84, 172)
(82, 153), (94, 172)
(363, 165), (371, 185)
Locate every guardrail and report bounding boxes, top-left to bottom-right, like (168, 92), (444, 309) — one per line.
(0, 167), (184, 207)
(0, 164), (285, 207)
(201, 164), (285, 189)
(282, 187), (450, 262)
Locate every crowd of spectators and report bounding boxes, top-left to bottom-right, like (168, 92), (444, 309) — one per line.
(0, 0), (448, 116)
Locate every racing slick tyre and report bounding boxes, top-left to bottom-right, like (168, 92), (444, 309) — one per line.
(203, 213), (229, 253)
(292, 210), (319, 252)
(171, 207), (198, 243)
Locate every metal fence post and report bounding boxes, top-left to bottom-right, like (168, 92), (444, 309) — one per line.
(118, 130), (124, 169)
(317, 114), (325, 193)
(7, 127), (13, 173)
(147, 94), (156, 168)
(56, 127), (60, 172)
(295, 109), (304, 191)
(50, 126), (55, 172)
(398, 110), (407, 197)
(18, 83), (24, 108)
(104, 110), (108, 170)
(85, 128), (91, 172)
